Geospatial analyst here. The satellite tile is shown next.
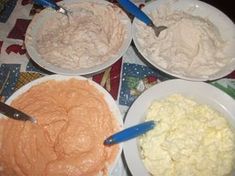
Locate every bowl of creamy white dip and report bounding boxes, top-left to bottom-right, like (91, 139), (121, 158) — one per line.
(132, 0), (235, 81)
(123, 79), (235, 176)
(25, 0), (132, 76)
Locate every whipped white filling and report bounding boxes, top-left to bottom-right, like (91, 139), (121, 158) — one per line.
(36, 2), (125, 70)
(136, 7), (229, 78)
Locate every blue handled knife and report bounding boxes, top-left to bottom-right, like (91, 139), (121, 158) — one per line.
(104, 120), (156, 145)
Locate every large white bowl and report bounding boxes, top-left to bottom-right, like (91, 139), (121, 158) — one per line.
(123, 79), (235, 176)
(132, 0), (235, 81)
(3, 75), (123, 175)
(25, 0), (132, 76)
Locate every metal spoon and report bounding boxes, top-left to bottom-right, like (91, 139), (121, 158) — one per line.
(148, 21), (168, 37)
(0, 102), (37, 123)
(118, 0), (167, 37)
(33, 0), (69, 16)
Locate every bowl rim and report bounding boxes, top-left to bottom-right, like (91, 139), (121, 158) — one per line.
(4, 74), (123, 175)
(123, 79), (235, 176)
(132, 0), (235, 81)
(25, 0), (132, 76)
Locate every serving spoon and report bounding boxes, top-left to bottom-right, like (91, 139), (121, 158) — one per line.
(33, 0), (69, 16)
(104, 120), (156, 145)
(118, 0), (167, 37)
(0, 102), (37, 123)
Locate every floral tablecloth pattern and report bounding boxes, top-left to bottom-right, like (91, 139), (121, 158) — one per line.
(0, 0), (234, 175)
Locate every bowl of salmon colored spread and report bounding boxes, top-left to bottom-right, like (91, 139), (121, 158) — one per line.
(0, 75), (123, 176)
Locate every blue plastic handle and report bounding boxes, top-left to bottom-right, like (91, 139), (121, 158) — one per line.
(118, 0), (152, 25)
(33, 0), (60, 10)
(104, 120), (156, 145)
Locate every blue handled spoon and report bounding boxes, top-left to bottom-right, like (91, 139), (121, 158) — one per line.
(104, 120), (156, 145)
(117, 0), (167, 37)
(33, 0), (69, 16)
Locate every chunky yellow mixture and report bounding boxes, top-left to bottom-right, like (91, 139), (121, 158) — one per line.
(140, 94), (235, 176)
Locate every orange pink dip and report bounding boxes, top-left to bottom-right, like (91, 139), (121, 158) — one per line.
(0, 79), (120, 175)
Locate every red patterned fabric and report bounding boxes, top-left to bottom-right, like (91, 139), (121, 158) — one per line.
(92, 59), (122, 100)
(21, 0), (32, 6)
(5, 44), (26, 55)
(7, 19), (31, 40)
(226, 70), (235, 79)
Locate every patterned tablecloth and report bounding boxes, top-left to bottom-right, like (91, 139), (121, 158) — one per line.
(0, 0), (235, 175)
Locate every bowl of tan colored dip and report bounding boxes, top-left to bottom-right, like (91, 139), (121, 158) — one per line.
(0, 75), (123, 176)
(132, 0), (235, 81)
(25, 0), (132, 76)
(123, 79), (235, 176)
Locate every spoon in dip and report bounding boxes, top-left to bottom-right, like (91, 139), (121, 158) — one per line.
(104, 120), (156, 145)
(33, 0), (70, 16)
(0, 102), (37, 123)
(118, 0), (167, 37)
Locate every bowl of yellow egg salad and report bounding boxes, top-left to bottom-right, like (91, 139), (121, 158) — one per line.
(123, 79), (235, 176)
(132, 0), (235, 81)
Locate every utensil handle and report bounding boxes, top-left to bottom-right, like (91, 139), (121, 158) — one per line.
(33, 0), (60, 10)
(104, 120), (155, 145)
(0, 102), (36, 123)
(118, 0), (152, 25)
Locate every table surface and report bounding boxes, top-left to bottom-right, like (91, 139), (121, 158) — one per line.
(201, 0), (234, 22)
(0, 0), (234, 175)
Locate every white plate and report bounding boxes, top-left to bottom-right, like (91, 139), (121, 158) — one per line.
(132, 0), (235, 81)
(25, 0), (132, 76)
(123, 79), (235, 176)
(3, 75), (123, 175)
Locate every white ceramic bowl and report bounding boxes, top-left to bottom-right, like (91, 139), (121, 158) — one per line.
(132, 0), (235, 81)
(123, 79), (235, 176)
(3, 75), (123, 175)
(25, 0), (132, 76)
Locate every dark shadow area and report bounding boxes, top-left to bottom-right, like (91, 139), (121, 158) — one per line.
(200, 0), (235, 22)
